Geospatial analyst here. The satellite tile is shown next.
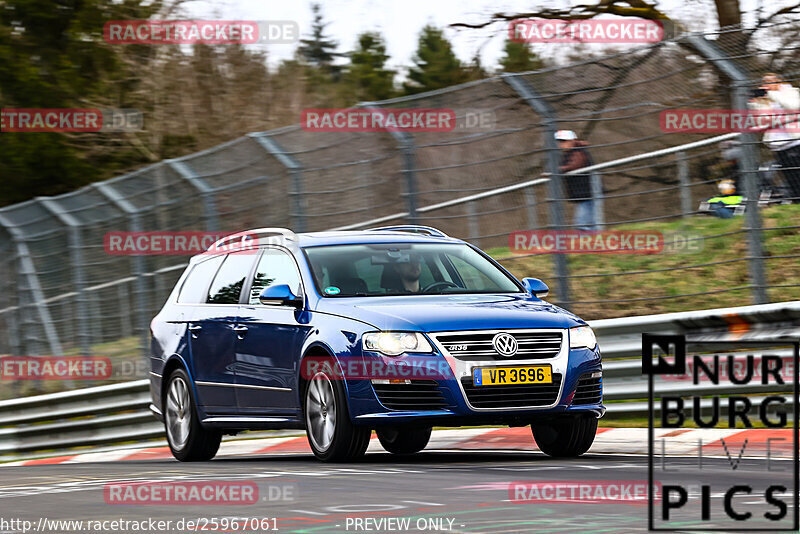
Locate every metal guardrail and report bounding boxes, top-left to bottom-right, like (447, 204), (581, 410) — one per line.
(0, 301), (797, 457)
(0, 380), (156, 455)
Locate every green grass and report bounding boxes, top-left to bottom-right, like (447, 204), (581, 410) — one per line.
(488, 204), (800, 320)
(5, 206), (799, 407)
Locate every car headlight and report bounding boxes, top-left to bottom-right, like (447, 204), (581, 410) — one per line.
(362, 332), (433, 356)
(569, 326), (597, 350)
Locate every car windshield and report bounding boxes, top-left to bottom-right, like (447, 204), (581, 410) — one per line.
(304, 243), (522, 297)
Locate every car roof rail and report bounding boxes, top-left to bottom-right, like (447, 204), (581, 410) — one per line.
(366, 225), (449, 238)
(207, 228), (297, 252)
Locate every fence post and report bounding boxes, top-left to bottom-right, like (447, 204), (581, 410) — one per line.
(167, 160), (221, 232)
(503, 74), (570, 306)
(3, 299), (22, 357)
(524, 186), (539, 229)
(93, 182), (151, 360)
(686, 35), (767, 304)
(0, 214), (63, 359)
(0, 234), (22, 357)
(119, 282), (133, 338)
(466, 201), (480, 247)
(7, 302), (21, 357)
(360, 103), (419, 224)
(400, 136), (419, 224)
(591, 172), (605, 228)
(250, 133), (307, 232)
(37, 198), (92, 358)
(676, 151), (692, 217)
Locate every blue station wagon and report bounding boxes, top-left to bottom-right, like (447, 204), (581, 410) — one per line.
(150, 226), (603, 461)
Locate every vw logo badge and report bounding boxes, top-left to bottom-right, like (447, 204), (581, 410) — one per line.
(492, 332), (518, 357)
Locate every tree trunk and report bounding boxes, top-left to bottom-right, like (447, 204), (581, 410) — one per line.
(714, 0), (748, 59)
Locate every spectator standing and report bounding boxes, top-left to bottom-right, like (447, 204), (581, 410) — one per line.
(555, 130), (597, 230)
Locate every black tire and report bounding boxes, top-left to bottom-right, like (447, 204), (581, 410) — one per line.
(377, 426), (432, 455)
(164, 368), (221, 462)
(531, 417), (598, 458)
(303, 363), (371, 462)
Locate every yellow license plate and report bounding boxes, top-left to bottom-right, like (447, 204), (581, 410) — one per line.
(472, 365), (552, 386)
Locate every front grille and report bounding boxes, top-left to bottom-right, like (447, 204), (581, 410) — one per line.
(436, 331), (562, 361)
(372, 380), (448, 411)
(573, 374), (602, 405)
(460, 374), (562, 409)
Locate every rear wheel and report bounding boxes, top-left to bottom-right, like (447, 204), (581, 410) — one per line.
(304, 367), (370, 462)
(164, 368), (221, 461)
(531, 417), (597, 457)
(377, 426), (432, 455)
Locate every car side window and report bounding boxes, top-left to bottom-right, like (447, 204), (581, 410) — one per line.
(206, 252), (255, 304)
(177, 255), (224, 304)
(448, 255), (493, 289)
(248, 249), (302, 305)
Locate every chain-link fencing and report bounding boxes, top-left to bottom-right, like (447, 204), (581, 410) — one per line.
(1, 24), (799, 395)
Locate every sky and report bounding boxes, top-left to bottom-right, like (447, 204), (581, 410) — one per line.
(185, 0), (792, 75)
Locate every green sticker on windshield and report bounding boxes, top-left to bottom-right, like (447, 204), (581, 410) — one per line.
(324, 286), (340, 295)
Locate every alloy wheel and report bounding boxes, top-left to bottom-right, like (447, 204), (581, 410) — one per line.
(305, 372), (337, 452)
(166, 376), (191, 450)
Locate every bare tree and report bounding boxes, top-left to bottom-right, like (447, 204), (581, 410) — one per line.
(451, 0), (800, 53)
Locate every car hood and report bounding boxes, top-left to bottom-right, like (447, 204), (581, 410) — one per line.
(316, 293), (584, 332)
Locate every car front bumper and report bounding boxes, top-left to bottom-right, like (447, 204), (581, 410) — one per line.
(346, 336), (604, 426)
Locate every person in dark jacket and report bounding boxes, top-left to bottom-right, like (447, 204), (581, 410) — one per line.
(555, 130), (596, 230)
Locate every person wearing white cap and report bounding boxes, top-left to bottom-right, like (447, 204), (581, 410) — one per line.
(554, 130), (596, 230)
(554, 130), (577, 141)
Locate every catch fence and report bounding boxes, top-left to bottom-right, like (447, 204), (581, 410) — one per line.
(1, 24), (799, 395)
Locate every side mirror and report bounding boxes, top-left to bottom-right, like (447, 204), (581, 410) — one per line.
(522, 277), (549, 298)
(259, 284), (302, 307)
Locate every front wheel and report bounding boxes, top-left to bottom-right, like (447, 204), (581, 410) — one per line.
(531, 417), (597, 457)
(304, 368), (371, 462)
(377, 426), (432, 455)
(164, 368), (221, 461)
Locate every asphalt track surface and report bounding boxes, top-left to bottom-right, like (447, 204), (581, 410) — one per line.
(0, 448), (796, 534)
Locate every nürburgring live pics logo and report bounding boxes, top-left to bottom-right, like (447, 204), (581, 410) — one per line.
(644, 334), (799, 531)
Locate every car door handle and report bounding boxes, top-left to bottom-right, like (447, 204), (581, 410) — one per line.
(233, 325), (248, 338)
(188, 324), (202, 338)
